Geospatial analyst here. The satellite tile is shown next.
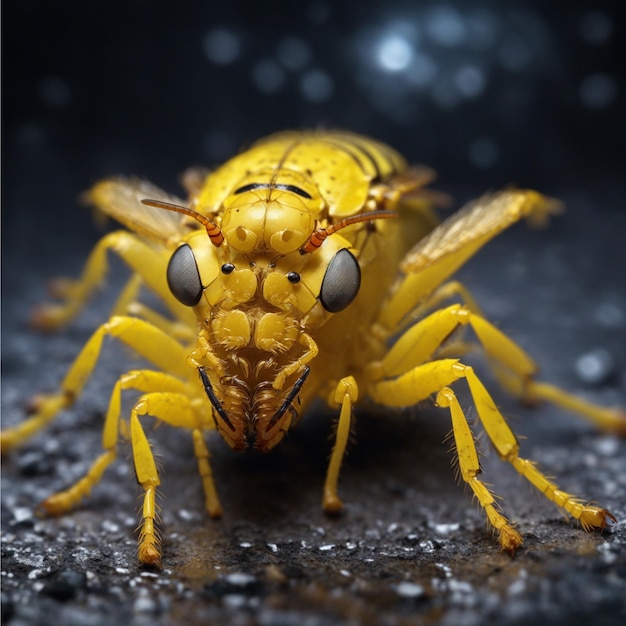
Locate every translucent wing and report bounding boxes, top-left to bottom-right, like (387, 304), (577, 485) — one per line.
(379, 190), (561, 329)
(86, 177), (193, 245)
(181, 166), (211, 197)
(401, 190), (561, 273)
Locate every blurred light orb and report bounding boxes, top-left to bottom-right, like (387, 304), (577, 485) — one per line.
(578, 11), (613, 45)
(579, 72), (617, 110)
(499, 37), (532, 71)
(40, 75), (71, 108)
(251, 60), (285, 94)
(425, 5), (466, 47)
(466, 9), (500, 50)
(432, 81), (460, 109)
(300, 69), (334, 102)
(276, 36), (312, 71)
(455, 65), (485, 98)
(16, 123), (45, 149)
(594, 301), (625, 328)
(202, 28), (241, 65)
(406, 53), (438, 87)
(468, 137), (499, 169)
(576, 349), (615, 385)
(376, 34), (413, 72)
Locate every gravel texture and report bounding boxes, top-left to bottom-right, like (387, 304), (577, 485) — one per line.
(2, 192), (625, 626)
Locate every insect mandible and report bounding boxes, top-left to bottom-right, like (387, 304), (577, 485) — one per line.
(2, 130), (624, 567)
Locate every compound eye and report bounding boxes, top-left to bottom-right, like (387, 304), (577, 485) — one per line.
(167, 244), (203, 306)
(320, 248), (361, 313)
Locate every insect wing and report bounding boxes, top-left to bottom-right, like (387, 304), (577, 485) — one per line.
(401, 190), (557, 273)
(181, 166), (212, 197)
(87, 177), (191, 245)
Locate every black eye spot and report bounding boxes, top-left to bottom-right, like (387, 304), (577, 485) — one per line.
(287, 272), (301, 284)
(221, 263), (235, 274)
(167, 244), (202, 306)
(320, 249), (361, 313)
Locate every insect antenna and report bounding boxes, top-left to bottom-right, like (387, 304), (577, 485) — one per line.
(141, 198), (225, 246)
(300, 210), (397, 254)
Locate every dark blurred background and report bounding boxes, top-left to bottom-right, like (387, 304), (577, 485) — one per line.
(2, 0), (625, 266)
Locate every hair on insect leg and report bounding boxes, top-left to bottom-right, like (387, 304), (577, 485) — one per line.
(443, 428), (462, 484)
(444, 417), (484, 490)
(133, 484), (164, 516)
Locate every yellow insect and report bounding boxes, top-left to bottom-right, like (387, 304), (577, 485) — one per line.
(2, 130), (623, 568)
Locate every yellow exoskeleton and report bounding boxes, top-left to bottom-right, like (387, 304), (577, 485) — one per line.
(2, 131), (623, 567)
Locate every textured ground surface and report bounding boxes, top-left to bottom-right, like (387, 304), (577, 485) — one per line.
(2, 190), (625, 626)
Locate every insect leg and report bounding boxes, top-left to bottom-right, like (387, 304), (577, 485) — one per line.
(436, 387), (523, 552)
(130, 390), (222, 566)
(1, 316), (189, 452)
(408, 281), (484, 360)
(323, 376), (358, 513)
(130, 372), (223, 519)
(39, 370), (189, 516)
(109, 272), (144, 318)
(125, 299), (196, 342)
(460, 366), (617, 533)
(371, 304), (463, 379)
(106, 270), (196, 340)
(119, 391), (221, 567)
(129, 398), (161, 567)
(412, 280), (484, 320)
(272, 332), (319, 391)
(192, 429), (223, 519)
(370, 357), (522, 550)
(370, 358), (616, 549)
(128, 390), (218, 567)
(520, 381), (626, 434)
(82, 271), (193, 341)
(380, 297), (626, 434)
(445, 306), (625, 434)
(31, 231), (188, 330)
(39, 451), (117, 515)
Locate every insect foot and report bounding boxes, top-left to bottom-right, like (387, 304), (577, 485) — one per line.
(579, 507), (618, 532)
